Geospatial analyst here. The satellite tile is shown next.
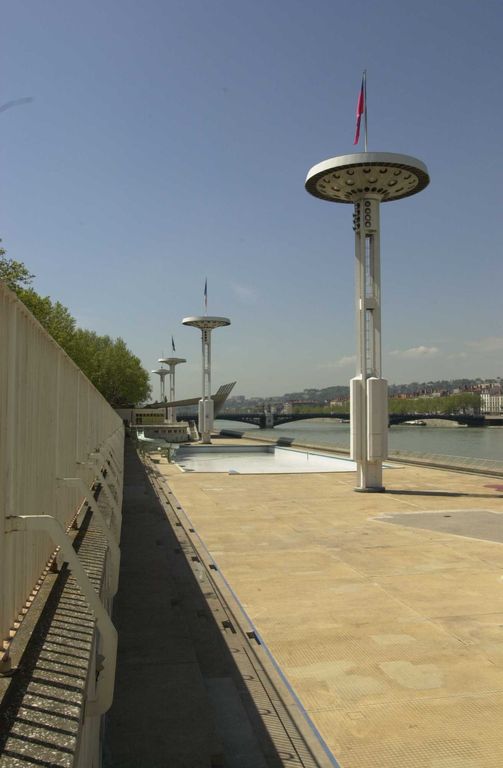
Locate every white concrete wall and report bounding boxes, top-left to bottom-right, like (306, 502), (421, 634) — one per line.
(0, 281), (124, 764)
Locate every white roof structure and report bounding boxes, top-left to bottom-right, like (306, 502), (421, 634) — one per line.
(305, 152), (430, 204)
(182, 316), (230, 330)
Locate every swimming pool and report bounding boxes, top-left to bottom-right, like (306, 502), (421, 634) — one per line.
(175, 444), (357, 474)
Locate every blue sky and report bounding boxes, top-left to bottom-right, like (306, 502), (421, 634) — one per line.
(2, 0), (502, 398)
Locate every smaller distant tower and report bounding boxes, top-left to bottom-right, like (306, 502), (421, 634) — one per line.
(182, 316), (230, 443)
(158, 356), (187, 423)
(151, 366), (169, 404)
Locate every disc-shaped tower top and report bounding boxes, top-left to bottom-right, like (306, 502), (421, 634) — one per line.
(182, 316), (230, 330)
(305, 152), (429, 204)
(158, 357), (187, 366)
(151, 368), (169, 376)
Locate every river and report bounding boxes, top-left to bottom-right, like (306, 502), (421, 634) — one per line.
(214, 418), (503, 461)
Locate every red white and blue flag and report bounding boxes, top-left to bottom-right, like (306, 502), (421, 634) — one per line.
(353, 74), (365, 146)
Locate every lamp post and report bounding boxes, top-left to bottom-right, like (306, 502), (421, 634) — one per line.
(182, 316), (230, 443)
(157, 356), (186, 423)
(305, 152), (429, 491)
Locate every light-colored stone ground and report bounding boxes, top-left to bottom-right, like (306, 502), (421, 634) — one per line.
(156, 444), (503, 768)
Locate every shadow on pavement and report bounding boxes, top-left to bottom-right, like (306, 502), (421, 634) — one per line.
(104, 440), (328, 768)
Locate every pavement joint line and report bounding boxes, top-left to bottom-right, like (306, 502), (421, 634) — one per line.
(144, 452), (341, 768)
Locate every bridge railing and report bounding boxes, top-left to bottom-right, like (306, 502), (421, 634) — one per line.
(0, 282), (124, 701)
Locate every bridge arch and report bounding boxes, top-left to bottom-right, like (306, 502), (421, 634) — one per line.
(272, 413), (349, 427)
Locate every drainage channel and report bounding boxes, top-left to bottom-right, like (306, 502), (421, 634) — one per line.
(145, 455), (339, 768)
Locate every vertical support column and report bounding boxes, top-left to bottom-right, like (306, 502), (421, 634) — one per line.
(199, 329), (213, 443)
(163, 373), (169, 422)
(350, 196), (387, 492)
(207, 330), (212, 409)
(167, 366), (175, 424)
(202, 332), (207, 401)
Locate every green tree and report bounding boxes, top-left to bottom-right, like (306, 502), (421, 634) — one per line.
(71, 330), (151, 406)
(1, 242), (151, 406)
(0, 239), (34, 291)
(17, 288), (77, 352)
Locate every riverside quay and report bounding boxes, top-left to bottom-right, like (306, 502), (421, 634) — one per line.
(1, 281), (503, 768)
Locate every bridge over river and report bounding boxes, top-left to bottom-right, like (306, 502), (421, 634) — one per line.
(178, 410), (485, 429)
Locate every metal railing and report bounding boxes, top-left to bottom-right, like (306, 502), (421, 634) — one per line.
(243, 432), (503, 476)
(0, 282), (124, 710)
(388, 449), (503, 475)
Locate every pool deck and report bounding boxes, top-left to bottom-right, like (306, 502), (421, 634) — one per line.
(152, 438), (503, 768)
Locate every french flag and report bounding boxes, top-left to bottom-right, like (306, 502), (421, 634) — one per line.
(353, 75), (365, 146)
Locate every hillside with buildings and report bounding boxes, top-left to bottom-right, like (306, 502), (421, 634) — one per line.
(223, 378), (503, 415)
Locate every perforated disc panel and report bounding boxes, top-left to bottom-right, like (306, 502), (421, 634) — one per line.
(182, 316), (231, 330)
(305, 152), (430, 203)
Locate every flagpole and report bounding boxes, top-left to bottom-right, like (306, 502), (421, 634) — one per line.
(363, 70), (368, 152)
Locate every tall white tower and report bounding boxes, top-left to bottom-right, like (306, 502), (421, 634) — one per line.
(305, 152), (429, 491)
(151, 366), (169, 403)
(182, 316), (230, 443)
(158, 356), (187, 423)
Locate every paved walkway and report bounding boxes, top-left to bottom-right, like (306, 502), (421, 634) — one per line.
(105, 442), (334, 768)
(153, 440), (503, 768)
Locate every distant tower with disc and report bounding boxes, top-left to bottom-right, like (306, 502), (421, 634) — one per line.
(182, 315), (230, 443)
(158, 355), (187, 423)
(151, 365), (169, 403)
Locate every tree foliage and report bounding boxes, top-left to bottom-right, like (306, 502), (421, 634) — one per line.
(388, 393), (481, 415)
(0, 242), (151, 406)
(18, 288), (77, 351)
(293, 403), (347, 414)
(0, 239), (34, 291)
(292, 393), (481, 417)
(71, 330), (150, 407)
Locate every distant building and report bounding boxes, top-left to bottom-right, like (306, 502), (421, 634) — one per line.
(114, 407), (191, 441)
(115, 407), (166, 425)
(480, 394), (503, 414)
(330, 397), (349, 407)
